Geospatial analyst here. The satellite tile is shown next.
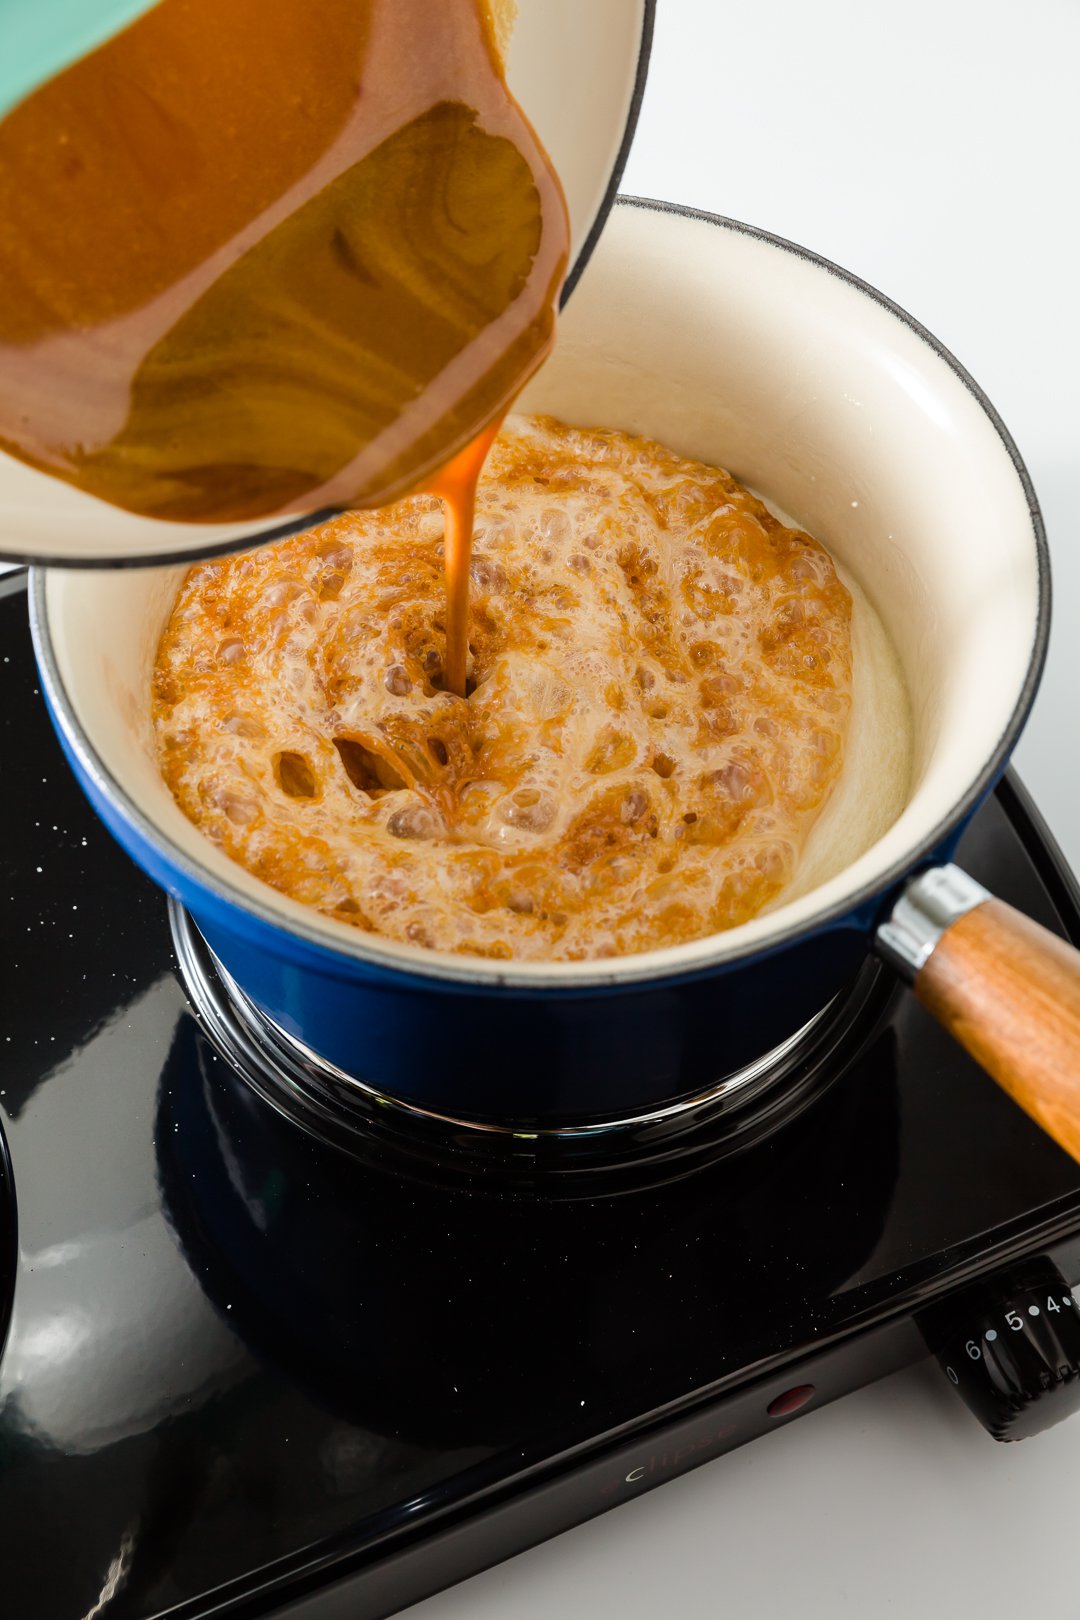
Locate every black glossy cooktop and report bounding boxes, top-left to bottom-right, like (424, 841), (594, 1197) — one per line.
(3, 568), (1080, 1620)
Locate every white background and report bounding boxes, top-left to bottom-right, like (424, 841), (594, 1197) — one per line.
(406, 1), (1080, 1615)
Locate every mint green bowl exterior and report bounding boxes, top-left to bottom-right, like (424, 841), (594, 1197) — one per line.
(0, 0), (154, 118)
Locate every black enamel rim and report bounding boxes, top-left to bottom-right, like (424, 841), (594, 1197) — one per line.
(28, 197), (1050, 991)
(0, 0), (657, 571)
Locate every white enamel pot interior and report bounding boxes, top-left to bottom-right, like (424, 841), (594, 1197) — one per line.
(33, 197), (1048, 998)
(0, 0), (654, 566)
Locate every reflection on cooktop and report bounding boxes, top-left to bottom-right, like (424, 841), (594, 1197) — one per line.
(0, 1116), (14, 1367)
(157, 1007), (902, 1449)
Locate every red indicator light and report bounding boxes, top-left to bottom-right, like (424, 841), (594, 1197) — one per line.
(767, 1383), (816, 1418)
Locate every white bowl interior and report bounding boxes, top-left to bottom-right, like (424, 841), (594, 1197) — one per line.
(1, 0), (650, 564)
(38, 203), (1041, 986)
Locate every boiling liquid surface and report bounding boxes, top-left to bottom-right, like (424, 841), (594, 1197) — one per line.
(0, 0), (568, 524)
(153, 416), (861, 962)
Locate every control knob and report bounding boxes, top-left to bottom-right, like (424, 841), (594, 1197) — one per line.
(925, 1259), (1080, 1440)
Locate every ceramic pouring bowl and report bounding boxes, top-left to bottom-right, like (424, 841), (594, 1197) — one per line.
(0, 0), (655, 566)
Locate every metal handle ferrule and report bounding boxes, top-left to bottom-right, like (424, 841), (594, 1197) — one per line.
(876, 864), (992, 983)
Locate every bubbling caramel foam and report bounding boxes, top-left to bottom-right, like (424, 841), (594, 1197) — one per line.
(153, 416), (856, 960)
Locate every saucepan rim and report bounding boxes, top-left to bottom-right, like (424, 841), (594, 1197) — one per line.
(29, 196), (1050, 992)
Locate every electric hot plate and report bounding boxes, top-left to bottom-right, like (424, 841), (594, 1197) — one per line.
(3, 567), (1080, 1620)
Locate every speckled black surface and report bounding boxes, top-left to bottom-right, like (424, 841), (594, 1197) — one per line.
(3, 568), (1080, 1620)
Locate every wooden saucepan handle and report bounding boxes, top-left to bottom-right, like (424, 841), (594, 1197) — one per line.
(877, 866), (1080, 1163)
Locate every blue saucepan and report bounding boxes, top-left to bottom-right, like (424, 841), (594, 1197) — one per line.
(28, 200), (1080, 1146)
